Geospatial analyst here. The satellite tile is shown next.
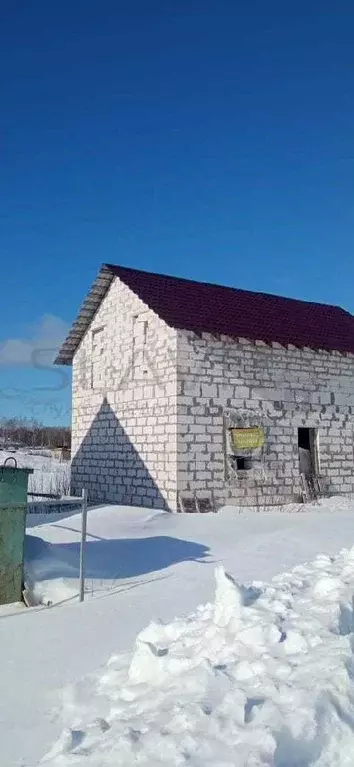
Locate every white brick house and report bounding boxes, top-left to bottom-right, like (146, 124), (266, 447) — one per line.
(55, 264), (354, 511)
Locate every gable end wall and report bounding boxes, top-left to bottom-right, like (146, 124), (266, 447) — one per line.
(71, 277), (178, 509)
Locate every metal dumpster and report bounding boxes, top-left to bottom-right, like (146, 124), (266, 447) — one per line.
(0, 460), (33, 605)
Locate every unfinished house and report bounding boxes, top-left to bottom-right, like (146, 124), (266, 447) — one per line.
(55, 264), (354, 511)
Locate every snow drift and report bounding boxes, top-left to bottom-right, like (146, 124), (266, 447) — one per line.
(42, 548), (354, 766)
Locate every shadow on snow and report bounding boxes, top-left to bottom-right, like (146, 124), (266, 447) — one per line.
(25, 533), (210, 581)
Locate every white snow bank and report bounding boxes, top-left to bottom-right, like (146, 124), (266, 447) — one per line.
(42, 549), (354, 766)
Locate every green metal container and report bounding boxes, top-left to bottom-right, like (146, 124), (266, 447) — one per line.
(0, 461), (33, 605)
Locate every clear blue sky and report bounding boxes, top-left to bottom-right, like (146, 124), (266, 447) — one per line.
(1, 1), (354, 425)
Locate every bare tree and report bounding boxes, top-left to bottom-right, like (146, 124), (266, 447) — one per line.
(0, 417), (71, 449)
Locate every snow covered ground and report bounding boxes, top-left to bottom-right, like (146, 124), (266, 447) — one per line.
(43, 555), (354, 767)
(23, 496), (354, 609)
(2, 498), (354, 765)
(0, 447), (71, 497)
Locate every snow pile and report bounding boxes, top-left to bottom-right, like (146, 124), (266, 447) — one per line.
(42, 550), (354, 766)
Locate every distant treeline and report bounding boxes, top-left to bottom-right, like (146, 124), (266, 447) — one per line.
(0, 417), (71, 449)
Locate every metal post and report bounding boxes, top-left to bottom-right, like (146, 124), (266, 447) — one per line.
(79, 488), (88, 602)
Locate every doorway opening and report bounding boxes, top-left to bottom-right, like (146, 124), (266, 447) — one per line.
(298, 428), (318, 476)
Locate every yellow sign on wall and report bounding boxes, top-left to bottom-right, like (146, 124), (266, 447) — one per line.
(230, 427), (264, 451)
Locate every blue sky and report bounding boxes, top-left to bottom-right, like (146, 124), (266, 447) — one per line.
(1, 1), (354, 425)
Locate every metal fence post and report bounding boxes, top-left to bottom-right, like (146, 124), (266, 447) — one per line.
(79, 488), (88, 602)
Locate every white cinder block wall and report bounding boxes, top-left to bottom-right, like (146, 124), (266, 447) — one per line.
(71, 277), (178, 510)
(176, 330), (354, 507)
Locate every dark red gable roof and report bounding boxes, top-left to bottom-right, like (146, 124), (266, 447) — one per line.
(108, 264), (354, 354)
(55, 263), (354, 365)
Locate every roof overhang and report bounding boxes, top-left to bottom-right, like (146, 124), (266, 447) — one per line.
(55, 262), (354, 364)
(54, 264), (115, 365)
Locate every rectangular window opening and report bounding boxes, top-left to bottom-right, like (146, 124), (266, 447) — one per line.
(132, 315), (149, 378)
(91, 326), (105, 389)
(226, 425), (264, 477)
(235, 456), (253, 471)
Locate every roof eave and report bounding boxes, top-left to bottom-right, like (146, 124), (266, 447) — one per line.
(54, 264), (115, 366)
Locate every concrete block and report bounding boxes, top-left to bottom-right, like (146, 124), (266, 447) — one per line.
(201, 383), (218, 398)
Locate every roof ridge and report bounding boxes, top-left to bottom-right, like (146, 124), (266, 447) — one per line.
(104, 263), (348, 314)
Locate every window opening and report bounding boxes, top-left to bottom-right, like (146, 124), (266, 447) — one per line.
(235, 456), (253, 471)
(91, 326), (105, 389)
